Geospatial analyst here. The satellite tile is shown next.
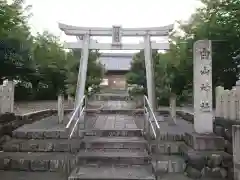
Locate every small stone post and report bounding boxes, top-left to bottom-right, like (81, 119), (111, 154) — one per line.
(58, 94), (64, 124)
(232, 125), (240, 179)
(169, 93), (177, 124)
(67, 95), (74, 108)
(223, 90), (230, 120)
(215, 86), (224, 118)
(235, 80), (240, 120)
(1, 80), (14, 114)
(230, 88), (237, 120)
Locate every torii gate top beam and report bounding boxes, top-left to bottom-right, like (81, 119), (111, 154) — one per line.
(59, 23), (173, 37)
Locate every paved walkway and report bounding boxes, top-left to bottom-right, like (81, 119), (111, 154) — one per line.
(102, 100), (135, 109)
(13, 99), (197, 116)
(160, 106), (216, 116)
(93, 114), (138, 129)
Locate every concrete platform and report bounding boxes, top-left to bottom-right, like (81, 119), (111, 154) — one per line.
(68, 165), (155, 180)
(157, 116), (194, 135)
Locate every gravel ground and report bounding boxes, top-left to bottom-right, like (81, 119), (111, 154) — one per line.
(13, 100), (104, 115)
(14, 100), (74, 115)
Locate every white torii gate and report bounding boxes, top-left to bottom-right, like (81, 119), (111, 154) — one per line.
(59, 23), (173, 111)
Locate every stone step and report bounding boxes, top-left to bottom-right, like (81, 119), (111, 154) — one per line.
(12, 129), (77, 139)
(151, 141), (184, 155)
(77, 149), (150, 165)
(152, 155), (186, 174)
(158, 133), (184, 141)
(2, 139), (81, 153)
(84, 129), (142, 137)
(155, 173), (224, 180)
(0, 171), (67, 180)
(179, 143), (231, 179)
(156, 173), (193, 180)
(68, 165), (155, 180)
(0, 152), (77, 172)
(99, 109), (136, 114)
(82, 136), (147, 150)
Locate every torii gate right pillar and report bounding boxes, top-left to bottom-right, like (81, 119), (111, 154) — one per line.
(144, 34), (156, 111)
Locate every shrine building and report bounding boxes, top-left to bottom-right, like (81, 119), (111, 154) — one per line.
(98, 53), (133, 90)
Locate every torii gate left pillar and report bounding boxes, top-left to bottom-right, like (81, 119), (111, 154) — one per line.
(75, 35), (90, 108)
(144, 34), (156, 111)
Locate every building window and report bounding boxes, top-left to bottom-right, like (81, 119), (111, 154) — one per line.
(100, 78), (109, 86)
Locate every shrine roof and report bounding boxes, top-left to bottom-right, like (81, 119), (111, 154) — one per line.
(98, 53), (134, 71)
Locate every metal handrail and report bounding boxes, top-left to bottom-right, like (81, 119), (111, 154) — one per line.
(66, 95), (87, 139)
(69, 106), (85, 138)
(65, 95), (86, 129)
(144, 95), (160, 129)
(144, 107), (157, 138)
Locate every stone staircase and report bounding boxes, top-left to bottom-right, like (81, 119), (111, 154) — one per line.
(68, 129), (155, 180)
(0, 108), (232, 180)
(150, 134), (187, 180)
(0, 131), (80, 179)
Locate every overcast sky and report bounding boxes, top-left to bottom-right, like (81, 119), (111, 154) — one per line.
(24, 0), (202, 52)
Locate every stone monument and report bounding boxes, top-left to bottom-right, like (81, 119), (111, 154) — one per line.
(193, 40), (213, 133)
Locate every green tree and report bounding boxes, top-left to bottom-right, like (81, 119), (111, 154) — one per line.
(65, 50), (104, 97)
(0, 0), (34, 83)
(127, 0), (240, 107)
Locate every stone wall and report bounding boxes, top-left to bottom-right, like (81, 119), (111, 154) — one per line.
(177, 110), (236, 179)
(0, 109), (72, 149)
(177, 110), (239, 154)
(215, 84), (240, 121)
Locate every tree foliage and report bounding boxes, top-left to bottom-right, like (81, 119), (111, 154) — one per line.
(0, 0), (104, 101)
(127, 0), (240, 106)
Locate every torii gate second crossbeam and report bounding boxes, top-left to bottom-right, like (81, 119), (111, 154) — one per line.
(59, 23), (173, 111)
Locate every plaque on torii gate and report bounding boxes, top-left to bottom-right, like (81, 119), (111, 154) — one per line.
(59, 23), (173, 111)
(112, 25), (122, 46)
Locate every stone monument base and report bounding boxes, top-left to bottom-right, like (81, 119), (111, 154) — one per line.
(184, 132), (225, 151)
(181, 132), (232, 179)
